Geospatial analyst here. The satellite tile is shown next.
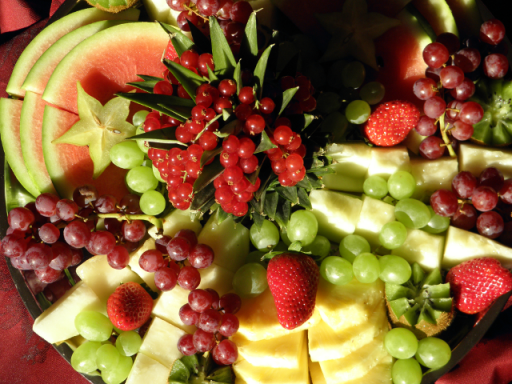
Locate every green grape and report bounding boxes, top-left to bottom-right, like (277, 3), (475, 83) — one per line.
(339, 234), (371, 263)
(302, 235), (331, 257)
(233, 263), (268, 297)
(116, 331), (142, 357)
(345, 100), (371, 124)
(96, 344), (120, 371)
(342, 61), (366, 88)
(110, 141), (145, 170)
(422, 206), (450, 234)
(394, 198), (432, 229)
(245, 250), (266, 266)
(140, 190), (166, 215)
(327, 60), (349, 90)
(320, 256), (353, 286)
(287, 210), (318, 247)
(384, 328), (418, 359)
(280, 228), (291, 246)
(363, 175), (388, 199)
(250, 220), (280, 251)
(388, 171), (416, 200)
(359, 81), (385, 105)
(379, 255), (412, 284)
(132, 110), (149, 127)
(152, 165), (166, 183)
(71, 341), (102, 373)
(416, 337), (451, 369)
(391, 358), (423, 384)
(75, 311), (113, 342)
(379, 221), (408, 250)
(101, 354), (133, 384)
(352, 252), (380, 283)
(135, 126), (149, 155)
(126, 166), (159, 193)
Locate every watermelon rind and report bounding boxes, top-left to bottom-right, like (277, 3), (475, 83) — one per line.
(0, 98), (40, 198)
(22, 19), (137, 95)
(6, 7), (140, 98)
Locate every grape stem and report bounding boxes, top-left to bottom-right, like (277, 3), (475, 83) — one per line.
(439, 113), (456, 157)
(97, 213), (163, 230)
(64, 268), (76, 287)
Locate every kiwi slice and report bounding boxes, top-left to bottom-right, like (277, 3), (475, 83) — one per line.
(386, 263), (454, 339)
(85, 0), (138, 13)
(169, 352), (234, 384)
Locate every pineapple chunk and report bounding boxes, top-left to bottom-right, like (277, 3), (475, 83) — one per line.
(233, 335), (308, 384)
(391, 228), (445, 271)
(197, 263), (234, 297)
(309, 359), (327, 384)
(308, 308), (387, 362)
(325, 354), (393, 384)
(125, 352), (170, 384)
(233, 288), (320, 341)
(128, 238), (158, 291)
(366, 146), (410, 179)
(459, 143), (512, 179)
(148, 208), (202, 240)
(76, 254), (143, 303)
(354, 196), (395, 248)
(33, 281), (105, 344)
(198, 211), (250, 273)
(152, 285), (196, 334)
(319, 334), (390, 382)
(139, 317), (185, 368)
(410, 157), (458, 202)
(315, 278), (385, 332)
(310, 189), (363, 243)
(237, 331), (305, 369)
(443, 226), (512, 269)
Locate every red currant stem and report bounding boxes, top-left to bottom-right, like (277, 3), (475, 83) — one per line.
(439, 113), (456, 157)
(64, 268), (76, 287)
(36, 292), (53, 310)
(183, 4), (208, 22)
(74, 214), (89, 221)
(97, 213), (163, 230)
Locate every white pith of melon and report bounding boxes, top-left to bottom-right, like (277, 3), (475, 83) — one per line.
(147, 208), (202, 240)
(138, 317), (185, 369)
(391, 228), (445, 271)
(365, 146), (410, 179)
(33, 281), (105, 344)
(459, 143), (512, 179)
(128, 238), (159, 291)
(125, 352), (170, 384)
(410, 157), (458, 203)
(152, 285), (196, 334)
(6, 7), (141, 98)
(310, 189), (362, 243)
(75, 254), (143, 303)
(354, 196), (395, 248)
(443, 226), (512, 269)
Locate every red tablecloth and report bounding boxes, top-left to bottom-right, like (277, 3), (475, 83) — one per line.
(1, 1), (512, 384)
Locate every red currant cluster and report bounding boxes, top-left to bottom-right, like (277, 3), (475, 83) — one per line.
(280, 74), (317, 114)
(141, 110), (181, 133)
(177, 288), (241, 365)
(430, 167), (512, 242)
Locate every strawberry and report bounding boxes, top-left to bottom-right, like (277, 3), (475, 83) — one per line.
(267, 253), (319, 330)
(446, 257), (512, 315)
(363, 100), (420, 146)
(107, 282), (154, 331)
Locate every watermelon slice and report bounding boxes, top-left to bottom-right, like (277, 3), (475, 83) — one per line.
(41, 105), (129, 200)
(42, 22), (169, 115)
(6, 7), (140, 99)
(0, 98), (40, 198)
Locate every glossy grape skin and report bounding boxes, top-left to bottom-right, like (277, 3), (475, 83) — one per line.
(391, 358), (423, 384)
(394, 198), (432, 229)
(320, 256), (353, 286)
(110, 141), (145, 169)
(286, 210), (318, 246)
(96, 344), (120, 371)
(339, 234), (371, 263)
(249, 220), (280, 251)
(352, 252), (380, 283)
(379, 221), (408, 250)
(140, 190), (166, 215)
(363, 175), (388, 199)
(126, 166), (159, 193)
(385, 328), (418, 359)
(379, 255), (412, 284)
(71, 341), (102, 373)
(232, 263), (268, 297)
(74, 311), (113, 342)
(416, 337), (451, 369)
(388, 171), (416, 200)
(101, 354), (132, 384)
(302, 235), (331, 258)
(116, 330), (142, 356)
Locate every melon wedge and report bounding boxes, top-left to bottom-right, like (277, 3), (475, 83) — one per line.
(6, 7), (140, 98)
(354, 196), (395, 249)
(412, 0), (459, 37)
(22, 19), (137, 95)
(126, 352), (171, 384)
(459, 143), (512, 179)
(41, 104), (129, 199)
(391, 228), (445, 271)
(42, 22), (169, 115)
(366, 146), (410, 179)
(410, 157), (459, 203)
(0, 98), (40, 197)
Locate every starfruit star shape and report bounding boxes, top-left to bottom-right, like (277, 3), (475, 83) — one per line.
(53, 82), (135, 179)
(316, 0), (400, 69)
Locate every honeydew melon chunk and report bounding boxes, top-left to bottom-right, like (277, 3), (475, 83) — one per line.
(125, 352), (171, 384)
(310, 189), (363, 243)
(197, 211), (250, 273)
(232, 336), (308, 384)
(237, 331), (305, 369)
(391, 228), (445, 271)
(147, 208), (202, 240)
(6, 7), (141, 98)
(197, 263), (234, 296)
(354, 196), (395, 248)
(442, 226), (512, 269)
(128, 238), (159, 291)
(33, 281), (105, 344)
(459, 144), (512, 179)
(76, 254), (143, 303)
(0, 98), (40, 197)
(152, 286), (196, 334)
(309, 359), (327, 384)
(139, 317), (185, 369)
(366, 146), (410, 179)
(410, 157), (459, 203)
(232, 288), (321, 342)
(403, 128), (427, 155)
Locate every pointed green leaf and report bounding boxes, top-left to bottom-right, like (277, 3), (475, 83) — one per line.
(193, 158), (224, 192)
(277, 87), (298, 116)
(253, 44), (274, 98)
(297, 187), (312, 209)
(306, 174), (324, 189)
(190, 182), (216, 211)
(288, 241), (303, 252)
(158, 22), (196, 57)
(116, 92), (193, 121)
(127, 75), (163, 93)
(180, 355), (199, 375)
(209, 16), (236, 75)
(217, 207), (230, 224)
(233, 61), (242, 96)
(207, 65), (219, 82)
(276, 186), (298, 204)
(240, 12), (258, 65)
(252, 211), (265, 228)
(130, 126), (185, 145)
(308, 166), (335, 176)
(222, 108), (233, 121)
(164, 59), (207, 102)
(168, 359), (190, 383)
(296, 176), (312, 190)
(206, 366), (235, 383)
(275, 199), (291, 229)
(157, 104), (191, 121)
(200, 146), (222, 168)
(187, 19), (212, 54)
(264, 192), (279, 221)
(196, 113), (224, 143)
(254, 131), (277, 154)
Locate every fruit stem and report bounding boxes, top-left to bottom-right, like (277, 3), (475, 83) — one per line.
(97, 213), (163, 230)
(439, 113), (456, 157)
(64, 268), (76, 287)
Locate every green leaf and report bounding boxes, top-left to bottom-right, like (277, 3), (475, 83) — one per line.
(130, 126), (186, 145)
(253, 44), (274, 98)
(181, 355), (199, 375)
(254, 131), (277, 154)
(127, 75), (163, 93)
(264, 192), (279, 221)
(163, 59), (207, 102)
(200, 146), (222, 168)
(187, 19), (212, 55)
(297, 187), (312, 209)
(209, 16), (236, 75)
(219, 119), (241, 136)
(158, 22), (196, 57)
(252, 211), (265, 228)
(157, 104), (191, 122)
(307, 166), (335, 176)
(276, 186), (298, 204)
(288, 241), (303, 252)
(206, 366), (235, 383)
(207, 65), (219, 82)
(240, 12), (258, 65)
(277, 87), (299, 116)
(296, 176), (312, 190)
(233, 61), (242, 96)
(190, 182), (215, 211)
(275, 199), (291, 229)
(168, 359), (190, 383)
(222, 108), (233, 121)
(193, 158), (224, 192)
(116, 92), (194, 121)
(196, 113), (224, 142)
(217, 207), (230, 224)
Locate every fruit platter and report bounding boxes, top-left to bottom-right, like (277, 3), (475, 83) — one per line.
(2, 0), (512, 383)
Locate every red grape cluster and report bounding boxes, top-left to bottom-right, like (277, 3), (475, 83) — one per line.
(430, 167), (512, 240)
(280, 74), (317, 114)
(177, 288), (241, 365)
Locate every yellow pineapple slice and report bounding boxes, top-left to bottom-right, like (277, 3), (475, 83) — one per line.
(341, 354), (393, 384)
(309, 358), (327, 384)
(125, 352), (170, 384)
